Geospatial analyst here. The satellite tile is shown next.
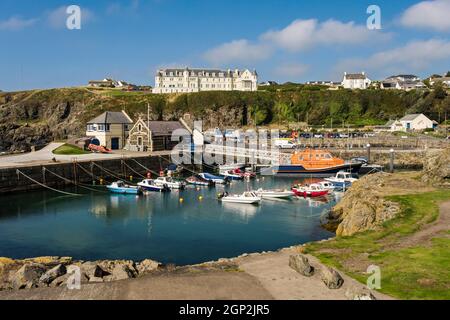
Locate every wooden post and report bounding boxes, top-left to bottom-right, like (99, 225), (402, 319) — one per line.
(389, 149), (395, 173)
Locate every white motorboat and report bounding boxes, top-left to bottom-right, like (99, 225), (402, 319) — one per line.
(218, 191), (262, 204)
(324, 171), (358, 189)
(154, 176), (186, 189)
(255, 188), (294, 199)
(317, 181), (336, 191)
(137, 179), (170, 192)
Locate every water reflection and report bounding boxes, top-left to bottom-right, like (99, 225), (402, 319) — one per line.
(221, 202), (259, 223)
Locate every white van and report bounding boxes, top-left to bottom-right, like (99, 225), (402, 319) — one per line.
(274, 139), (296, 149)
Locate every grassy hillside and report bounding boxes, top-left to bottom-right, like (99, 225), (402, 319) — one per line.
(0, 85), (449, 151)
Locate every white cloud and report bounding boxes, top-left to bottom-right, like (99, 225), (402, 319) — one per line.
(0, 16), (38, 31)
(401, 0), (450, 32)
(47, 6), (94, 29)
(262, 19), (388, 52)
(203, 39), (273, 65)
(203, 18), (390, 65)
(273, 63), (309, 77)
(335, 39), (450, 77)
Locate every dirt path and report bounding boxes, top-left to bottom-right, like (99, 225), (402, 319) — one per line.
(0, 248), (392, 300)
(392, 200), (450, 249)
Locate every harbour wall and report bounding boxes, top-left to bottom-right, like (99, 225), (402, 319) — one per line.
(0, 149), (426, 194)
(0, 156), (178, 194)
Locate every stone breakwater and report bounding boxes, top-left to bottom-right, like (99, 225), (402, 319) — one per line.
(0, 256), (161, 291)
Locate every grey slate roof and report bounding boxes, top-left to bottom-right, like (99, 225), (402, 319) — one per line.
(344, 73), (367, 80)
(400, 114), (422, 121)
(147, 121), (185, 136)
(156, 68), (257, 77)
(87, 111), (133, 124)
(385, 120), (395, 126)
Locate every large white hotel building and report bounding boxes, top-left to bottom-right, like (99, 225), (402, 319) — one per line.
(152, 68), (258, 94)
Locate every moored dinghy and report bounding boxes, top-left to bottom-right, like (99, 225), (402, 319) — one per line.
(317, 181), (335, 191)
(292, 183), (328, 197)
(137, 179), (170, 192)
(324, 171), (358, 189)
(154, 176), (186, 190)
(186, 175), (213, 186)
(107, 181), (142, 195)
(255, 188), (294, 199)
(218, 191), (262, 204)
(198, 172), (228, 184)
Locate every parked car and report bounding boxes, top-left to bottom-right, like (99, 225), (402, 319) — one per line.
(274, 139), (297, 149)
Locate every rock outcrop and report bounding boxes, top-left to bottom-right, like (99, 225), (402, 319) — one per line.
(421, 148), (450, 187)
(323, 173), (400, 236)
(0, 256), (161, 291)
(288, 254), (314, 277)
(320, 266), (344, 289)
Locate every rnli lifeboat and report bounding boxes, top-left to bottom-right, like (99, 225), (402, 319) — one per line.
(263, 149), (363, 177)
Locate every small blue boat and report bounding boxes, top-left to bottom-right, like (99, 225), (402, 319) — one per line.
(107, 181), (142, 195)
(198, 173), (229, 184)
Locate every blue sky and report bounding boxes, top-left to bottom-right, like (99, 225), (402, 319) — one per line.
(0, 0), (449, 91)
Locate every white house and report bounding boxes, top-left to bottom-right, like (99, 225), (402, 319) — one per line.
(399, 114), (435, 131)
(429, 76), (450, 87)
(342, 72), (371, 89)
(383, 120), (405, 132)
(381, 74), (425, 91)
(86, 111), (133, 150)
(153, 68), (258, 94)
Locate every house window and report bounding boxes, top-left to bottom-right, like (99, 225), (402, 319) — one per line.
(97, 124), (109, 132)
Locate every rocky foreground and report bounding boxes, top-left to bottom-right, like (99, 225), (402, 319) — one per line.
(0, 256), (160, 291)
(0, 248), (389, 300)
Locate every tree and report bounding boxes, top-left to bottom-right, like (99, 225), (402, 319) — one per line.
(446, 71), (450, 77)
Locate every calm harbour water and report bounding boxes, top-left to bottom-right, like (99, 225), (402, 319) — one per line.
(0, 177), (335, 265)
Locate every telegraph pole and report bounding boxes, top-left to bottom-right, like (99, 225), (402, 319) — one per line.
(147, 103), (151, 149)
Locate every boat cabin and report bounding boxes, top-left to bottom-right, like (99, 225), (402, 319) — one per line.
(291, 149), (344, 168)
(336, 172), (353, 180)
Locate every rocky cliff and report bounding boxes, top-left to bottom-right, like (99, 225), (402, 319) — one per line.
(0, 86), (446, 152)
(323, 173), (401, 236)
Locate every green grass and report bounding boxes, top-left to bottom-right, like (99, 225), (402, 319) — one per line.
(103, 90), (150, 97)
(52, 144), (89, 155)
(304, 190), (450, 299)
